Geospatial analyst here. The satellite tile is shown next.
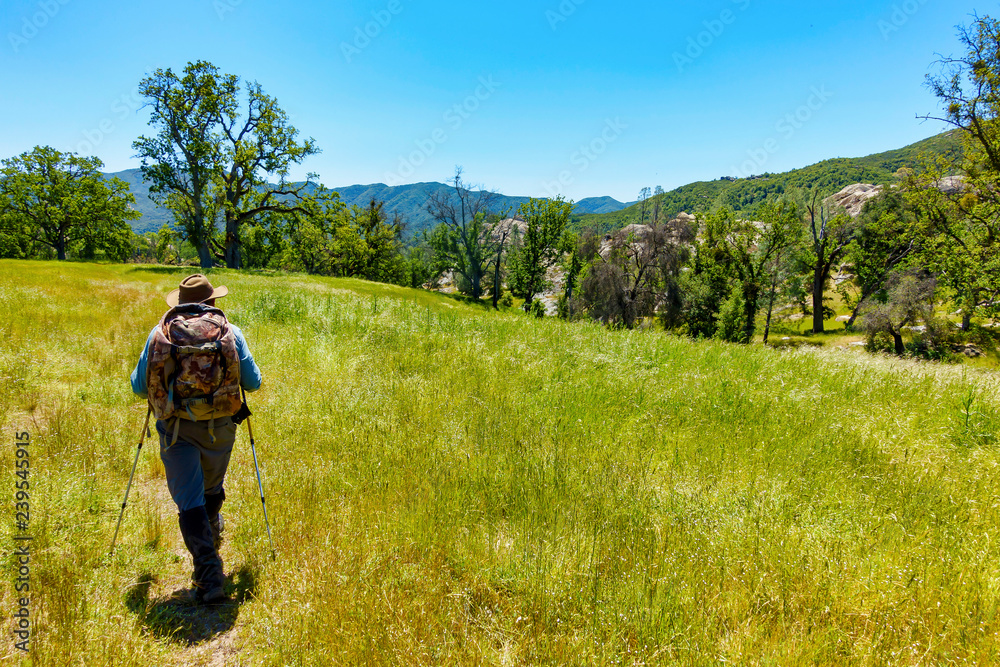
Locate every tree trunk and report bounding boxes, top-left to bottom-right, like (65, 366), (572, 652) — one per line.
(192, 183), (212, 268)
(197, 243), (213, 268)
(846, 305), (862, 330)
(492, 231), (508, 310)
(763, 278), (778, 344)
(56, 238), (66, 261)
(224, 213), (241, 269)
(892, 330), (905, 355)
(962, 311), (972, 332)
(492, 246), (503, 309)
(523, 280), (537, 313)
(492, 266), (501, 309)
(742, 283), (760, 345)
(846, 284), (881, 330)
(812, 264), (825, 333)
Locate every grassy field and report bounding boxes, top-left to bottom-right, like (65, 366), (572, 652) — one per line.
(1, 260), (999, 665)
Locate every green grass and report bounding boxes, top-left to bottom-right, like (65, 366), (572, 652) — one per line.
(2, 260), (1000, 665)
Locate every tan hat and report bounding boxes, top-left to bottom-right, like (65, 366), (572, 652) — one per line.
(166, 274), (229, 307)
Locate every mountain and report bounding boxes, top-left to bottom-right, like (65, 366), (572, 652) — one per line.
(109, 170), (632, 237)
(571, 130), (964, 234)
(573, 196), (634, 214)
(111, 131), (960, 238)
(107, 169), (174, 234)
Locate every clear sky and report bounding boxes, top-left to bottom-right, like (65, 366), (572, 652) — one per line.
(0, 0), (986, 202)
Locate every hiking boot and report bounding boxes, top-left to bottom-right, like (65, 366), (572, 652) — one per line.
(200, 584), (229, 605)
(209, 512), (224, 551)
(178, 505), (228, 605)
(205, 490), (226, 551)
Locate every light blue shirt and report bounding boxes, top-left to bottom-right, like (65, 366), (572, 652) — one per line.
(131, 319), (262, 399)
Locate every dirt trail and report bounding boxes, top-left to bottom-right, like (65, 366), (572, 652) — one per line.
(131, 478), (249, 667)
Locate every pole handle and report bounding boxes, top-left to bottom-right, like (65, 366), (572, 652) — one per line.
(242, 387), (255, 442)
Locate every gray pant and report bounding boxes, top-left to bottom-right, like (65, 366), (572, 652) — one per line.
(157, 417), (237, 512)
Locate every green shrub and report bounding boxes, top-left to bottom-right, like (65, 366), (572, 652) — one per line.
(865, 330), (895, 354)
(530, 298), (546, 318)
(713, 287), (746, 343)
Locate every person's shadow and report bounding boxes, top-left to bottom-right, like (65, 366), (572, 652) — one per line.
(124, 565), (258, 645)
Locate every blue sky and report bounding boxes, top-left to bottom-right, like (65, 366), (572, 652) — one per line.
(0, 0), (986, 202)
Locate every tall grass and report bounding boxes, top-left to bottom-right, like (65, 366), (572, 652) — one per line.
(1, 260), (999, 665)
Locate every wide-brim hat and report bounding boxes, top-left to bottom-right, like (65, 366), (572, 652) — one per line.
(166, 273), (229, 307)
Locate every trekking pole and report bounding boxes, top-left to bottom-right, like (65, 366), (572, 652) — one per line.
(242, 388), (276, 560)
(110, 404), (152, 555)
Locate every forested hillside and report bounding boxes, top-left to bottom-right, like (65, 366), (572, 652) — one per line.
(109, 170), (630, 236)
(572, 130), (962, 233)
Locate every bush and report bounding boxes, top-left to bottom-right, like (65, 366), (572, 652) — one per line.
(713, 287), (746, 343)
(865, 331), (896, 354)
(530, 299), (547, 319)
(678, 270), (726, 339)
(906, 318), (961, 361)
(456, 273), (474, 296)
(967, 323), (1000, 350)
(499, 290), (514, 310)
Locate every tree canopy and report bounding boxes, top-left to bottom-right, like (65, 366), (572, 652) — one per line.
(134, 60), (321, 269)
(0, 146), (138, 261)
(508, 197), (573, 311)
(426, 168), (505, 300)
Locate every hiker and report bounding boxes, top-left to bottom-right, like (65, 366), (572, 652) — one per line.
(130, 274), (262, 604)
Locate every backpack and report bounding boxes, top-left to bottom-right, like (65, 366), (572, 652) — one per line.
(146, 304), (242, 444)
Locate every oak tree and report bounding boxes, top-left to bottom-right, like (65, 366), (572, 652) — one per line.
(909, 16), (1000, 327)
(0, 146), (138, 261)
(507, 197), (572, 311)
(134, 60), (321, 269)
(426, 168), (503, 299)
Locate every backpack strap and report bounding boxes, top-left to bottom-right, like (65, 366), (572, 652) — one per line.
(215, 341), (228, 388)
(204, 340), (224, 444)
(170, 416), (182, 447)
(166, 344), (180, 412)
(173, 342), (224, 355)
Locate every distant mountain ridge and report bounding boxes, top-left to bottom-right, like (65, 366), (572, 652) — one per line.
(109, 170), (632, 236)
(111, 130), (962, 237)
(572, 130), (964, 233)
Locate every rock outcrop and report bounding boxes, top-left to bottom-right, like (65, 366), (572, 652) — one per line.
(825, 183), (883, 218)
(935, 175), (967, 195)
(827, 177), (970, 218)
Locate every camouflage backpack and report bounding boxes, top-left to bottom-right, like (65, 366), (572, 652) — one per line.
(146, 304), (242, 444)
